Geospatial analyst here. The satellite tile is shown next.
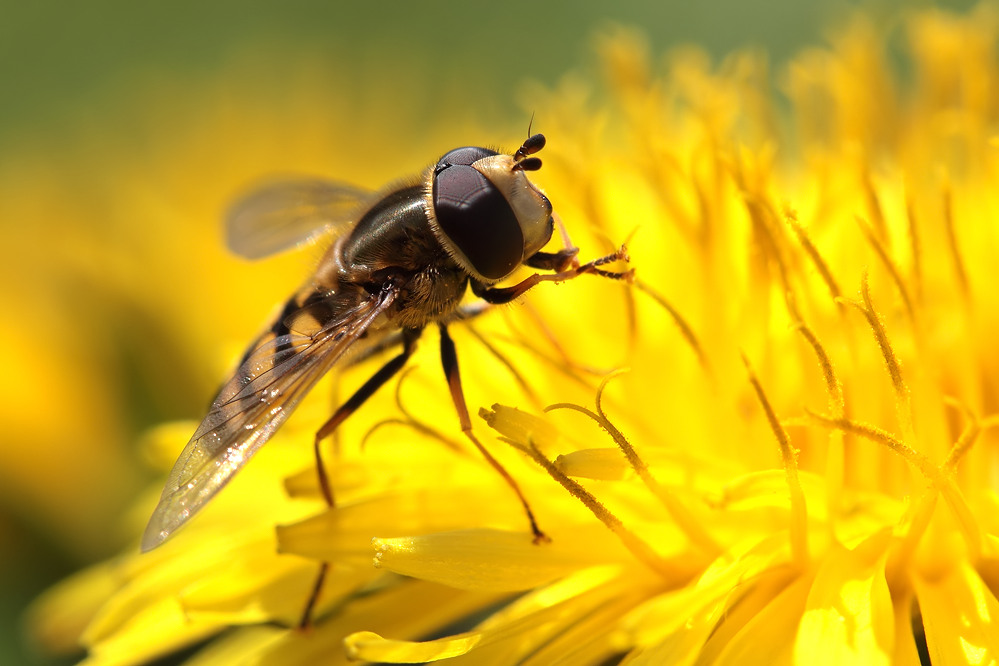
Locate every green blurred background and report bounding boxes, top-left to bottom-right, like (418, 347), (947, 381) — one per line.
(0, 1), (978, 664)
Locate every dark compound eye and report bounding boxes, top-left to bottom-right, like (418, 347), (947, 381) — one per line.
(435, 146), (498, 172)
(433, 163), (523, 280)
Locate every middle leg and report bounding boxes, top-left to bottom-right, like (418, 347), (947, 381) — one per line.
(438, 323), (548, 543)
(299, 327), (422, 629)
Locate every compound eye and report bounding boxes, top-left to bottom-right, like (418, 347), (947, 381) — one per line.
(435, 146), (498, 171)
(433, 164), (523, 280)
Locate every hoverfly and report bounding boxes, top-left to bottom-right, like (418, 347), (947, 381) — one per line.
(141, 134), (631, 560)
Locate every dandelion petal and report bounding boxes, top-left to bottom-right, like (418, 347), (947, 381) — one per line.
(794, 533), (894, 666)
(372, 529), (610, 591)
(916, 562), (999, 665)
(345, 630), (481, 662)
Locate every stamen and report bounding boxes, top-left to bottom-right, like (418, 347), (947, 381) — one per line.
(787, 299), (845, 524)
(942, 182), (970, 298)
(786, 212), (844, 311)
(860, 168), (888, 242)
(635, 280), (712, 377)
(856, 215), (917, 327)
(805, 410), (981, 557)
(940, 397), (980, 473)
(742, 354), (809, 566)
(742, 191), (792, 295)
(789, 304), (844, 414)
(805, 411), (933, 479)
(546, 371), (723, 557)
(359, 367), (465, 453)
(520, 436), (674, 579)
(465, 323), (541, 408)
(497, 305), (600, 382)
(904, 189), (924, 302)
(842, 273), (913, 439)
(888, 491), (938, 589)
(551, 212), (577, 266)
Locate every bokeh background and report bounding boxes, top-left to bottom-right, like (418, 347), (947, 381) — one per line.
(0, 1), (980, 664)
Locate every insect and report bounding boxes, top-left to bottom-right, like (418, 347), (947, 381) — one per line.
(141, 134), (631, 557)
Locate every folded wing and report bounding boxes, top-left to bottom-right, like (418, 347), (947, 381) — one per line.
(141, 285), (397, 551)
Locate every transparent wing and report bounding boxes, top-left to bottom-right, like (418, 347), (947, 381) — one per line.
(225, 177), (372, 259)
(141, 286), (398, 551)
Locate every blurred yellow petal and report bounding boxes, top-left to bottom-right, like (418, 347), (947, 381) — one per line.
(83, 597), (222, 666)
(26, 561), (119, 655)
(345, 630), (482, 662)
(178, 551), (321, 626)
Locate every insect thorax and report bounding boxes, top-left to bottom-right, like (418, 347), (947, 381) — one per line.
(337, 185), (470, 329)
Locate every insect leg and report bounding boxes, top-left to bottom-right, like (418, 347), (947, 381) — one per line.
(474, 246), (633, 305)
(438, 323), (548, 544)
(299, 563), (328, 631)
(313, 327), (423, 506)
(298, 327), (421, 630)
(524, 247), (579, 272)
(524, 214), (579, 271)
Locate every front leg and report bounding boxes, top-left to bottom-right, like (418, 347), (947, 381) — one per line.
(472, 246), (633, 305)
(524, 247), (579, 272)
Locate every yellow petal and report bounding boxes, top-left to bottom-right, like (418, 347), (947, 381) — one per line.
(25, 561), (119, 655)
(618, 532), (798, 663)
(277, 483), (548, 562)
(712, 470), (826, 515)
(345, 631), (482, 662)
(371, 529), (623, 591)
(345, 566), (630, 664)
(794, 531), (894, 666)
(179, 553), (320, 626)
(82, 597), (222, 666)
(710, 574), (813, 665)
(480, 404), (561, 452)
(194, 580), (506, 665)
(891, 592), (924, 666)
(555, 447), (632, 480)
(916, 561), (999, 665)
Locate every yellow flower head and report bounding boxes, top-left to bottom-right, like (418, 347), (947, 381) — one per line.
(29, 5), (999, 665)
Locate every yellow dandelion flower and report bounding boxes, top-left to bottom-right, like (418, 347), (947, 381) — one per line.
(27, 4), (999, 665)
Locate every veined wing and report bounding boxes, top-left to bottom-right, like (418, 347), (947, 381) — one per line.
(141, 286), (398, 551)
(226, 177), (372, 259)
